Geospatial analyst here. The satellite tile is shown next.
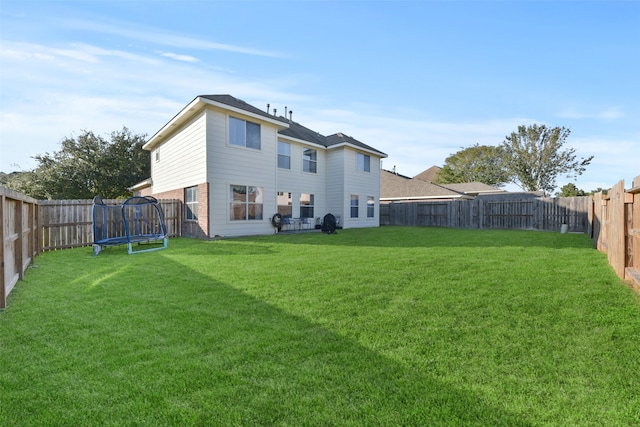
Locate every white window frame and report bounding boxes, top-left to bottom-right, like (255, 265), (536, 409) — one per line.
(303, 148), (317, 173)
(185, 186), (198, 221)
(229, 116), (261, 150)
(367, 196), (375, 218)
(350, 195), (359, 218)
(278, 141), (291, 169)
(300, 193), (314, 218)
(357, 153), (370, 172)
(230, 184), (264, 221)
(277, 191), (292, 218)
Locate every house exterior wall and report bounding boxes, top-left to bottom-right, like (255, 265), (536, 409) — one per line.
(205, 107), (279, 237)
(146, 96), (384, 238)
(277, 140), (327, 223)
(341, 148), (382, 228)
(150, 111), (207, 194)
(326, 148), (346, 224)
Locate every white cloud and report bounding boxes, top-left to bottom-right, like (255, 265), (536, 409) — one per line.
(64, 18), (286, 58)
(157, 51), (200, 63)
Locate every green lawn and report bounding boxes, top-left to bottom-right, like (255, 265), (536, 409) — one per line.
(1, 227), (639, 426)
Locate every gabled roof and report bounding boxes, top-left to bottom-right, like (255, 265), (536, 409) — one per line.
(200, 95), (289, 124)
(145, 94), (387, 158)
(279, 120), (327, 147)
(326, 132), (387, 157)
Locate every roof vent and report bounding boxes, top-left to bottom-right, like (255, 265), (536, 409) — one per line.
(266, 103), (270, 114)
(289, 110), (293, 123)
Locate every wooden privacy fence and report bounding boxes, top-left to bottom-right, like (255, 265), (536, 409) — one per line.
(1, 189), (182, 308)
(39, 198), (181, 251)
(1, 187), (39, 309)
(591, 176), (640, 288)
(380, 196), (590, 232)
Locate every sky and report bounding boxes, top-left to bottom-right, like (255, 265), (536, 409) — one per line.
(1, 0), (638, 193)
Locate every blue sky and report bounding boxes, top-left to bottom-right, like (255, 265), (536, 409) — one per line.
(1, 0), (638, 192)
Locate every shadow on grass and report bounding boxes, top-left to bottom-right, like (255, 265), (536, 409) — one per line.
(1, 248), (531, 426)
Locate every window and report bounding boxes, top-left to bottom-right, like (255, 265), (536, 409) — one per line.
(230, 185), (264, 221)
(303, 148), (317, 173)
(277, 191), (292, 218)
(357, 153), (370, 172)
(367, 196), (375, 218)
(229, 116), (261, 149)
(185, 186), (198, 221)
(350, 195), (359, 218)
(278, 141), (291, 169)
(300, 193), (314, 218)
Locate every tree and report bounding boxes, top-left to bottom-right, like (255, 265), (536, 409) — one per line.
(6, 128), (149, 199)
(556, 182), (586, 197)
(502, 124), (593, 194)
(435, 144), (510, 187)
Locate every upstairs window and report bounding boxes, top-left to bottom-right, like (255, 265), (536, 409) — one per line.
(357, 153), (371, 172)
(303, 148), (317, 173)
(229, 116), (261, 150)
(300, 193), (314, 218)
(278, 141), (291, 169)
(185, 186), (198, 221)
(230, 185), (263, 221)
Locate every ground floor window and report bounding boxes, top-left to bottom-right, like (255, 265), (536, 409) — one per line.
(367, 196), (375, 218)
(230, 185), (264, 221)
(185, 186), (198, 220)
(277, 191), (292, 217)
(350, 195), (359, 218)
(300, 193), (314, 218)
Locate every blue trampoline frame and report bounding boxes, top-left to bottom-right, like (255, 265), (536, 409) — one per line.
(92, 195), (168, 255)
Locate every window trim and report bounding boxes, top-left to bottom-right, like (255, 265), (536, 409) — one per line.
(350, 194), (359, 218)
(230, 184), (264, 221)
(300, 193), (314, 218)
(367, 196), (375, 218)
(278, 141), (291, 170)
(357, 153), (371, 172)
(303, 148), (317, 174)
(185, 186), (198, 221)
(229, 116), (261, 150)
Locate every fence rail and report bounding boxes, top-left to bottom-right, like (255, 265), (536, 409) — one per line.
(380, 196), (590, 232)
(591, 176), (640, 289)
(1, 187), (39, 309)
(39, 199), (182, 251)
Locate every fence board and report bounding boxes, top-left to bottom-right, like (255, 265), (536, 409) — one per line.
(382, 196), (590, 232)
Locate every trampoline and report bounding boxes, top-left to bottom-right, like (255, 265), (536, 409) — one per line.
(92, 195), (168, 255)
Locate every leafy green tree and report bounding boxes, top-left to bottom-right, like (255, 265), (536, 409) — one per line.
(6, 128), (149, 199)
(556, 182), (586, 197)
(435, 144), (510, 187)
(502, 124), (593, 195)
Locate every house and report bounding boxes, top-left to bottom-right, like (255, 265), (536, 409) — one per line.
(138, 95), (387, 238)
(380, 166), (508, 203)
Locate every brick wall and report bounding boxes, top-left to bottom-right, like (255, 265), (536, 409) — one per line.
(152, 182), (209, 239)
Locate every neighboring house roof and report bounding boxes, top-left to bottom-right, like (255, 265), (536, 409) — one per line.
(413, 165), (442, 183)
(440, 182), (506, 196)
(381, 170), (473, 201)
(381, 167), (509, 202)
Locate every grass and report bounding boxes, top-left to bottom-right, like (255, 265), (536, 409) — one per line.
(1, 226), (639, 426)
